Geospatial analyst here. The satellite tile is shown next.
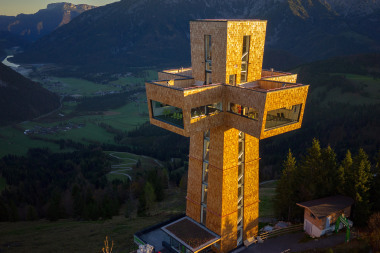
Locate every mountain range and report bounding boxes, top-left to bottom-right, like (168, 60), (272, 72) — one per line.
(0, 63), (60, 125)
(12, 0), (380, 72)
(0, 2), (95, 42)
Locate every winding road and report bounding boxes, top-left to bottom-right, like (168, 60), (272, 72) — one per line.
(108, 152), (137, 181)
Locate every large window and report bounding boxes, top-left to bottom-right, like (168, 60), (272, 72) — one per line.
(228, 103), (258, 120)
(151, 100), (184, 128)
(205, 35), (212, 85)
(201, 130), (210, 226)
(237, 131), (244, 246)
(265, 104), (302, 130)
(240, 36), (250, 83)
(191, 102), (222, 119)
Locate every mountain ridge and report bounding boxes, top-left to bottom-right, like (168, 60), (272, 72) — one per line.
(0, 2), (96, 42)
(13, 0), (380, 71)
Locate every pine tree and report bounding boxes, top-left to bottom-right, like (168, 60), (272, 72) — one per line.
(371, 151), (380, 211)
(350, 148), (373, 225)
(144, 182), (156, 214)
(274, 149), (297, 220)
(319, 145), (338, 196)
(340, 150), (353, 196)
(297, 138), (322, 201)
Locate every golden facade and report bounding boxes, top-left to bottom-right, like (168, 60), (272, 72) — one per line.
(145, 19), (309, 252)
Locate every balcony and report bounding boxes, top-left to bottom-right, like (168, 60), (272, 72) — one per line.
(146, 78), (308, 139)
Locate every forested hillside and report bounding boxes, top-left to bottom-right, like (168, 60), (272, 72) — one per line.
(260, 53), (380, 179)
(0, 63), (60, 125)
(275, 139), (380, 227)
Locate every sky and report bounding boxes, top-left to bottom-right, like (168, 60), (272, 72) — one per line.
(0, 0), (120, 16)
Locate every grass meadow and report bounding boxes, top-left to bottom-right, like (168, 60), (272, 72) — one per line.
(259, 180), (277, 217)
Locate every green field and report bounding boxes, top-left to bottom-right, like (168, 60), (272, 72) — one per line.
(0, 91), (149, 158)
(46, 77), (125, 96)
(0, 180), (275, 253)
(111, 70), (157, 87)
(0, 126), (66, 157)
(105, 151), (163, 182)
(0, 202), (183, 253)
(317, 73), (380, 105)
(259, 180), (277, 217)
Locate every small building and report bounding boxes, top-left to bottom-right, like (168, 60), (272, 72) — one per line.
(297, 195), (354, 238)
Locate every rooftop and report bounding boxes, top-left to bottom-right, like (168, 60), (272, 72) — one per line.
(161, 217), (220, 252)
(297, 195), (354, 219)
(193, 19), (266, 22)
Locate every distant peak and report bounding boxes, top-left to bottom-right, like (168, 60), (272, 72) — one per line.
(47, 2), (96, 11)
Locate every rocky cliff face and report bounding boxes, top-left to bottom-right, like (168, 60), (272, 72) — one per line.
(0, 2), (96, 41)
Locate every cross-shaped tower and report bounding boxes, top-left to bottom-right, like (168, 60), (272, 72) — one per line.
(145, 19), (309, 253)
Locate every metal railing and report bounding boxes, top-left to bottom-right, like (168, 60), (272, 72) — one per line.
(258, 224), (303, 240)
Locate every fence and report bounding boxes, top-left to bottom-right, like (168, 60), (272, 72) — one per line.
(258, 224), (303, 240)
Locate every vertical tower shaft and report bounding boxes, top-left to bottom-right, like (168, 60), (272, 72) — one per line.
(186, 127), (259, 252)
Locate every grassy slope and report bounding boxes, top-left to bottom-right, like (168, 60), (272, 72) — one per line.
(105, 151), (162, 182)
(259, 181), (277, 217)
(0, 212), (178, 253)
(0, 126), (65, 157)
(50, 77), (124, 96)
(0, 181), (275, 253)
(0, 89), (149, 158)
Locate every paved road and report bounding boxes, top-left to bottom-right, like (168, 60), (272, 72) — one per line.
(244, 231), (347, 253)
(108, 152), (137, 181)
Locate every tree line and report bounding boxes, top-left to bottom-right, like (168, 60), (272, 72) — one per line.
(275, 138), (380, 226)
(0, 147), (128, 221)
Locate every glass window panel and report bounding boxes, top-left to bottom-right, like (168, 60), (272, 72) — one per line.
(201, 205), (207, 225)
(206, 61), (212, 71)
(229, 74), (236, 86)
(238, 176), (243, 186)
(204, 139), (210, 161)
(205, 35), (211, 61)
(238, 152), (244, 163)
(237, 207), (242, 220)
(238, 163), (243, 177)
(191, 106), (206, 118)
(202, 184), (208, 204)
(151, 100), (184, 128)
(241, 72), (247, 83)
(205, 72), (212, 85)
(229, 102), (258, 121)
(241, 63), (247, 72)
(247, 107), (259, 119)
(238, 198), (243, 208)
(229, 103), (241, 115)
(265, 104), (302, 130)
(203, 162), (209, 183)
(238, 141), (243, 154)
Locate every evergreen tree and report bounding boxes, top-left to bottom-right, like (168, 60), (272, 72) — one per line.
(336, 165), (346, 195)
(341, 150), (353, 197)
(144, 182), (156, 214)
(297, 138), (322, 201)
(274, 149), (297, 220)
(371, 151), (380, 211)
(319, 145), (338, 196)
(350, 148), (373, 225)
(137, 181), (156, 216)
